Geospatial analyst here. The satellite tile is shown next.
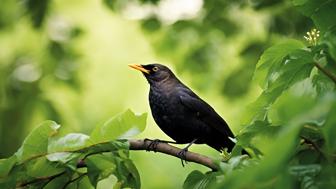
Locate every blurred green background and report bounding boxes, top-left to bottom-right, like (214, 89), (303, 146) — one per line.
(0, 0), (313, 188)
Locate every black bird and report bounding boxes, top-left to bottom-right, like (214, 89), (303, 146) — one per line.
(129, 63), (236, 161)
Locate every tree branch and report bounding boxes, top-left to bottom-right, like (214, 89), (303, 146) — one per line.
(128, 139), (219, 171)
(77, 139), (219, 171)
(314, 62), (336, 84)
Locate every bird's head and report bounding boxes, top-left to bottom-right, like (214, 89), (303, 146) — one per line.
(129, 63), (176, 84)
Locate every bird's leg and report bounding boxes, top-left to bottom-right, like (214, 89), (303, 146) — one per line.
(144, 138), (177, 152)
(177, 139), (198, 167)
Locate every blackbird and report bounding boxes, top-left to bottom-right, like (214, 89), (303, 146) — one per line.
(129, 63), (236, 161)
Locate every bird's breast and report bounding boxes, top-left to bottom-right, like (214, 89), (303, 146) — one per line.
(149, 88), (182, 124)
(149, 89), (174, 117)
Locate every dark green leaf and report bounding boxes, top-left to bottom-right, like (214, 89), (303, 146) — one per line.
(121, 159), (141, 189)
(322, 26), (336, 61)
(310, 1), (336, 32)
(86, 154), (116, 187)
(183, 170), (216, 189)
(255, 39), (305, 89)
(293, 0), (336, 32)
(183, 170), (205, 189)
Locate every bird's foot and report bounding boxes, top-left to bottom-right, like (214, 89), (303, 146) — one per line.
(177, 148), (189, 167)
(220, 148), (231, 161)
(144, 139), (161, 152)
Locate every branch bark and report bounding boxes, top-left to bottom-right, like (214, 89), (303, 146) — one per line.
(128, 139), (218, 171)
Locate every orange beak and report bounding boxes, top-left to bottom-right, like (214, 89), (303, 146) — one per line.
(128, 64), (150, 74)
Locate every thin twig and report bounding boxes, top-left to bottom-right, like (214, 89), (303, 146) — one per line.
(314, 62), (336, 84)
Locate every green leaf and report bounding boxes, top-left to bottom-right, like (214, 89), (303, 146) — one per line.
(183, 170), (216, 189)
(86, 154), (117, 187)
(113, 158), (141, 189)
(245, 49), (314, 123)
(312, 72), (335, 96)
(237, 120), (281, 155)
(255, 39), (305, 89)
(26, 157), (64, 178)
(46, 152), (81, 164)
(41, 172), (73, 189)
(90, 109), (147, 143)
(121, 159), (141, 189)
(15, 121), (60, 162)
(268, 78), (320, 126)
(183, 170), (205, 189)
(322, 26), (336, 61)
(0, 176), (16, 189)
(0, 156), (17, 178)
(48, 133), (91, 153)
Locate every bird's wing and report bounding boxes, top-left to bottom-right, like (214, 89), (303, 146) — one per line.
(178, 89), (234, 138)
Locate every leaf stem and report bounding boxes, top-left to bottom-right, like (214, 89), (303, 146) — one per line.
(300, 135), (325, 158)
(314, 62), (336, 84)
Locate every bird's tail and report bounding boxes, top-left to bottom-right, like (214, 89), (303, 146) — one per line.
(208, 137), (250, 156)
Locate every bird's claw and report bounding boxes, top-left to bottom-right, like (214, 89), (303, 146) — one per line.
(177, 148), (188, 167)
(144, 139), (161, 152)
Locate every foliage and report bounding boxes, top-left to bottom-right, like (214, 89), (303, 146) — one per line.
(181, 0), (336, 188)
(0, 110), (146, 189)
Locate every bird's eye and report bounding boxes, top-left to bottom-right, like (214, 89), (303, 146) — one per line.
(152, 66), (159, 72)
